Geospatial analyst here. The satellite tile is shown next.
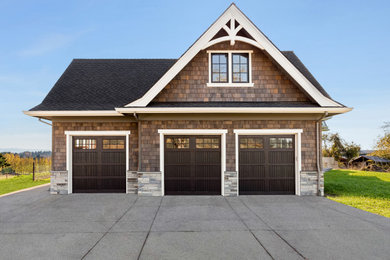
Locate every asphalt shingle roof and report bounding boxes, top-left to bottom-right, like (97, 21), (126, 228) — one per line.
(30, 52), (334, 111)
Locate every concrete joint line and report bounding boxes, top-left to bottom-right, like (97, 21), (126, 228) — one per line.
(224, 198), (275, 260)
(81, 197), (139, 260)
(239, 198), (307, 260)
(137, 197), (163, 260)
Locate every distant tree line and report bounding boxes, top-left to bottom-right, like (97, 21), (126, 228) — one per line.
(0, 153), (51, 174)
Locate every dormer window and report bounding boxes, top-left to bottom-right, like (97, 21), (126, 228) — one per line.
(207, 50), (253, 87)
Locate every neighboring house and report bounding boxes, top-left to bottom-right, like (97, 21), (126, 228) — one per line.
(350, 155), (390, 169)
(24, 4), (351, 196)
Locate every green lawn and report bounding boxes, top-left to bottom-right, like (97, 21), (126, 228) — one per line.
(325, 169), (390, 218)
(0, 174), (50, 196)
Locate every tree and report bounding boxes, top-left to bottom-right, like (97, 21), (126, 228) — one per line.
(329, 133), (345, 162)
(0, 153), (10, 171)
(322, 132), (361, 163)
(370, 122), (390, 160)
(344, 142), (361, 161)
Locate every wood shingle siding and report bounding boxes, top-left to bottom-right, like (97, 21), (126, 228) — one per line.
(153, 42), (312, 103)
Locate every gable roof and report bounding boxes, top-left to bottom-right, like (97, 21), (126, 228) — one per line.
(125, 4), (342, 108)
(28, 51), (335, 111)
(30, 59), (176, 111)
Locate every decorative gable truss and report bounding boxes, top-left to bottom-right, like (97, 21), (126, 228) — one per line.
(124, 4), (342, 108)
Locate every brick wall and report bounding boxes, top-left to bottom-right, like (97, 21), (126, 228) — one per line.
(52, 121), (138, 171)
(139, 120), (317, 172)
(153, 41), (311, 103)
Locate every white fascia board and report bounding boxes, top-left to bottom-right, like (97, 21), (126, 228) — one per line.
(116, 107), (352, 114)
(65, 130), (131, 136)
(234, 129), (303, 135)
(23, 110), (123, 117)
(124, 4), (342, 108)
(158, 129), (228, 134)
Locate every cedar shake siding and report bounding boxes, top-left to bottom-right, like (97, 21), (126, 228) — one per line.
(139, 120), (317, 172)
(52, 121), (138, 171)
(153, 42), (312, 103)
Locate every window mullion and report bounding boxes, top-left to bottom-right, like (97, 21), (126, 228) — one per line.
(228, 52), (232, 83)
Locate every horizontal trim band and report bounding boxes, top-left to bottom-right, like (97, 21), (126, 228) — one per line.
(116, 107), (352, 114)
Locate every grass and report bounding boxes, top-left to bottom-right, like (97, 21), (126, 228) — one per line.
(0, 174), (50, 196)
(325, 169), (390, 218)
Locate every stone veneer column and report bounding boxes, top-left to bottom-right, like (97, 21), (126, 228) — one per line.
(50, 171), (68, 194)
(300, 171), (323, 196)
(224, 171), (238, 196)
(126, 171), (138, 194)
(138, 172), (162, 196)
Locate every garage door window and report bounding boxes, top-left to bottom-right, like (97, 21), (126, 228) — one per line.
(74, 139), (96, 150)
(103, 139), (125, 149)
(240, 137), (263, 149)
(196, 137), (220, 149)
(269, 137), (293, 149)
(166, 137), (189, 149)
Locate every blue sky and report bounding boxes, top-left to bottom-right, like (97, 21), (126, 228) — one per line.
(0, 0), (389, 151)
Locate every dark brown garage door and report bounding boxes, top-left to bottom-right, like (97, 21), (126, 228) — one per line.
(164, 136), (221, 195)
(239, 135), (295, 195)
(72, 136), (126, 193)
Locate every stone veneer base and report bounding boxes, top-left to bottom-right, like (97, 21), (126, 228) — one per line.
(137, 172), (162, 196)
(224, 171), (238, 196)
(50, 171), (68, 195)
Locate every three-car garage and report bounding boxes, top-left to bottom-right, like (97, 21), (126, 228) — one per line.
(69, 130), (299, 196)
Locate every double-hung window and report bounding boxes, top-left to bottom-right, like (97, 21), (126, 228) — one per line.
(208, 50), (253, 87)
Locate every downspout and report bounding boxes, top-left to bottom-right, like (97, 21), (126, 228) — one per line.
(316, 111), (328, 196)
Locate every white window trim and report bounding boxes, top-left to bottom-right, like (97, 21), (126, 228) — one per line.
(65, 130), (131, 194)
(233, 129), (303, 196)
(207, 50), (254, 87)
(158, 129), (227, 196)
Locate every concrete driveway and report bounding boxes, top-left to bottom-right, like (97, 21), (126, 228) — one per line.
(1, 186), (389, 260)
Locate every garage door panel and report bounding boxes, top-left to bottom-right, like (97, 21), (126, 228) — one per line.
(101, 165), (126, 177)
(269, 165), (295, 179)
(239, 135), (295, 195)
(165, 151), (191, 165)
(73, 152), (97, 164)
(72, 136), (126, 193)
(195, 151), (220, 164)
(239, 165), (266, 179)
(164, 135), (221, 195)
(269, 151), (294, 164)
(73, 165), (98, 177)
(240, 180), (266, 194)
(165, 165), (191, 178)
(269, 180), (295, 193)
(195, 180), (221, 195)
(101, 152), (125, 164)
(239, 151), (265, 164)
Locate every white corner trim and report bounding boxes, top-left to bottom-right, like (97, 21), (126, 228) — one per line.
(24, 110), (123, 117)
(65, 130), (131, 194)
(234, 129), (302, 196)
(158, 129), (227, 196)
(124, 4), (342, 108)
(116, 107), (352, 114)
